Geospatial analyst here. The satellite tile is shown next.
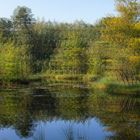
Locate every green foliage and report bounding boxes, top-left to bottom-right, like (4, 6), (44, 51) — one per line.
(47, 29), (88, 74)
(0, 18), (13, 43)
(31, 21), (61, 73)
(0, 0), (140, 85)
(12, 6), (34, 28)
(0, 42), (31, 81)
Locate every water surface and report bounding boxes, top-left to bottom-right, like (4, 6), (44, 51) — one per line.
(0, 85), (139, 140)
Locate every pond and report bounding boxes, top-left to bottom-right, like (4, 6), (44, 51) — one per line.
(0, 84), (140, 140)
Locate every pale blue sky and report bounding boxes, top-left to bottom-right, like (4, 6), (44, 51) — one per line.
(0, 0), (117, 23)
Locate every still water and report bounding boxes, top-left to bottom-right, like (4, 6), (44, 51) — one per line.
(0, 84), (139, 140)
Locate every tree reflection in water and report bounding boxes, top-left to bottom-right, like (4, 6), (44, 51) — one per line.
(0, 85), (139, 140)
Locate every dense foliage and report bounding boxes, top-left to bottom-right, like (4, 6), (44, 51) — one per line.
(0, 0), (140, 84)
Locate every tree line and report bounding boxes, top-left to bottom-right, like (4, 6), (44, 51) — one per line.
(0, 0), (140, 84)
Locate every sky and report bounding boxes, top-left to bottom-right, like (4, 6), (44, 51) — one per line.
(0, 0), (117, 24)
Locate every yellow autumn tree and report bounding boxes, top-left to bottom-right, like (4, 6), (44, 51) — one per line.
(100, 0), (140, 84)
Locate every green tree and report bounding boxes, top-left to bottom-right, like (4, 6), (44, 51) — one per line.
(0, 18), (12, 43)
(0, 42), (31, 82)
(48, 28), (88, 74)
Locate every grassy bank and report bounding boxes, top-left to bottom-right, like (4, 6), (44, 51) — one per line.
(1, 74), (140, 95)
(42, 74), (140, 95)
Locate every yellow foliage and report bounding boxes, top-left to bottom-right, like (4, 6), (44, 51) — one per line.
(129, 56), (140, 64)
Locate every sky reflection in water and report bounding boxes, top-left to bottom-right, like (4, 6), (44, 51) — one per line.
(0, 85), (139, 140)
